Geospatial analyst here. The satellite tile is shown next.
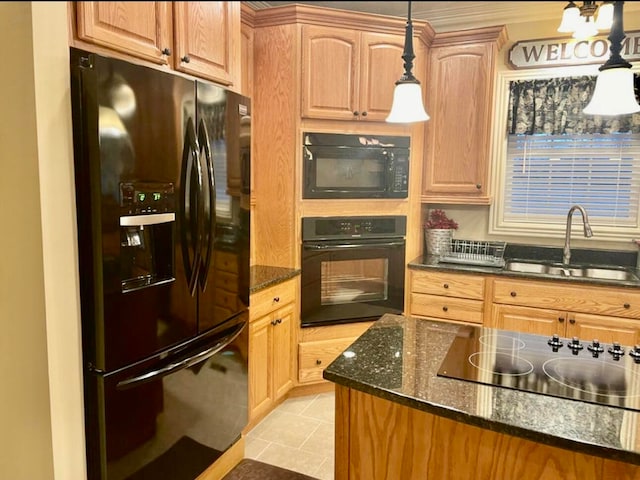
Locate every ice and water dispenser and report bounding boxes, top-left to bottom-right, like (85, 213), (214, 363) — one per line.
(119, 182), (175, 292)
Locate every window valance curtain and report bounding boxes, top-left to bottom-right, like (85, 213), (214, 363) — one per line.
(507, 75), (640, 135)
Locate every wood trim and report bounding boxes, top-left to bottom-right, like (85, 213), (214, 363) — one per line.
(432, 24), (508, 48)
(335, 385), (350, 480)
(196, 436), (244, 480)
(253, 3), (434, 41)
(420, 194), (493, 205)
(241, 2), (256, 28)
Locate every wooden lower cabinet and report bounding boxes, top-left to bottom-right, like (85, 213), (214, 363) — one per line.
(409, 270), (485, 325)
(298, 322), (374, 385)
(490, 278), (640, 346)
(248, 279), (297, 426)
(492, 304), (640, 346)
(334, 385), (640, 480)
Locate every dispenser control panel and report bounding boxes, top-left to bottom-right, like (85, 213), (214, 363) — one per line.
(120, 182), (175, 215)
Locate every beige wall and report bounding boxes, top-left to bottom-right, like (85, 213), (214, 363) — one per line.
(0, 2), (85, 479)
(425, 14), (640, 254)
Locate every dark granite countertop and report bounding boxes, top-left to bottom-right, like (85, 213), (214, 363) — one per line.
(408, 244), (640, 289)
(323, 315), (640, 466)
(249, 265), (300, 293)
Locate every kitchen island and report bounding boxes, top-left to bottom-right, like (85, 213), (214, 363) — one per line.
(323, 314), (640, 480)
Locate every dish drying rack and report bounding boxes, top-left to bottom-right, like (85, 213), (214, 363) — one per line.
(438, 239), (506, 268)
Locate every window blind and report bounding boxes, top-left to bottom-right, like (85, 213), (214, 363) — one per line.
(504, 133), (640, 227)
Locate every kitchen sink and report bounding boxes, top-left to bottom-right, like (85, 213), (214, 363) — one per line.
(503, 259), (640, 282)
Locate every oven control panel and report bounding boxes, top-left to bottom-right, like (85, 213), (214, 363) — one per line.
(302, 216), (406, 241)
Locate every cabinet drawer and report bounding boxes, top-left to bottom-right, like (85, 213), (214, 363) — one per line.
(298, 338), (357, 384)
(411, 271), (485, 300)
(250, 279), (296, 320)
(215, 250), (239, 274)
(411, 293), (483, 324)
(492, 279), (640, 319)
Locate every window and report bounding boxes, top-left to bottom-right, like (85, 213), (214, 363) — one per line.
(490, 68), (640, 241)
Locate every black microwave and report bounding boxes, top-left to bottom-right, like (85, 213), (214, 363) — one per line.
(302, 132), (410, 199)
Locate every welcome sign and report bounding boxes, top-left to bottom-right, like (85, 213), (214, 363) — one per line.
(508, 30), (640, 69)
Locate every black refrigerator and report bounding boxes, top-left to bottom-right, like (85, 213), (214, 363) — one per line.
(70, 48), (251, 480)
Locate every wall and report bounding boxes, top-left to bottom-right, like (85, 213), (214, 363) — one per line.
(427, 14), (640, 253)
(0, 3), (86, 479)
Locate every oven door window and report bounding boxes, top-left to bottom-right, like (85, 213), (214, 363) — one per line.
(321, 258), (388, 305)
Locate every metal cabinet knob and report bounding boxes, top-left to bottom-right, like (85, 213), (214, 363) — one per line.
(274, 297), (280, 303)
(510, 291), (517, 297)
(442, 306), (448, 312)
(353, 111), (359, 116)
(443, 283), (449, 289)
(476, 184), (482, 189)
(181, 55), (191, 63)
(624, 303), (631, 309)
(361, 111), (367, 117)
(162, 47), (171, 56)
(316, 359), (322, 365)
(569, 318), (576, 324)
(558, 317), (565, 323)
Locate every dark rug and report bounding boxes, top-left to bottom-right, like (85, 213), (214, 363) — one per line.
(222, 459), (319, 480)
(126, 436), (222, 480)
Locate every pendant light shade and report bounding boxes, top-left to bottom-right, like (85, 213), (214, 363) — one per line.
(583, 1), (640, 116)
(386, 1), (429, 123)
(558, 1), (580, 32)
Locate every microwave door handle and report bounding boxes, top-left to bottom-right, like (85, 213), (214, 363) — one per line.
(304, 146), (313, 189)
(197, 118), (215, 291)
(116, 320), (246, 390)
(303, 240), (405, 250)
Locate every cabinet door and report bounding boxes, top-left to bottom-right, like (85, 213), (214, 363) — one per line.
(359, 32), (405, 121)
(301, 25), (359, 120)
(241, 18), (254, 98)
(271, 304), (294, 400)
(173, 1), (241, 87)
(423, 42), (494, 202)
(76, 2), (172, 65)
(248, 315), (272, 421)
(567, 313), (640, 346)
(490, 304), (564, 336)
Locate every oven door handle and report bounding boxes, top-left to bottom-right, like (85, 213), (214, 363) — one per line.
(303, 240), (405, 250)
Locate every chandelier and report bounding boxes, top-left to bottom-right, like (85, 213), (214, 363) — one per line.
(557, 1), (614, 39)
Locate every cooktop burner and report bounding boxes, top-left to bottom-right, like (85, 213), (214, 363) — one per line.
(437, 326), (640, 412)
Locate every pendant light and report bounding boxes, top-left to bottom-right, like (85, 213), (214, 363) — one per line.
(583, 1), (640, 115)
(386, 0), (429, 123)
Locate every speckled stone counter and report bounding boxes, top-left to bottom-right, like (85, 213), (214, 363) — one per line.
(323, 314), (640, 466)
(409, 253), (640, 288)
(249, 265), (300, 293)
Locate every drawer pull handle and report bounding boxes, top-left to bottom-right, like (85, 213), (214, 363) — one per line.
(274, 297), (280, 303)
(558, 317), (565, 323)
(316, 359), (322, 365)
(510, 291), (517, 297)
(569, 318), (576, 324)
(442, 306), (448, 312)
(276, 318), (282, 324)
(443, 283), (449, 289)
(271, 319), (278, 326)
(624, 303), (631, 309)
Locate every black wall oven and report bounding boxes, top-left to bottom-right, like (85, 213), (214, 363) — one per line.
(301, 216), (406, 327)
(302, 132), (410, 199)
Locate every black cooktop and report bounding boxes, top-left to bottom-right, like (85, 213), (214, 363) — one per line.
(438, 325), (640, 412)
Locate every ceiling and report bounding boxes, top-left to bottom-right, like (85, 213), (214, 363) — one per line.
(243, 1), (567, 32)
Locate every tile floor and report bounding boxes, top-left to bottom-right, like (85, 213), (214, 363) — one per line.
(244, 392), (335, 480)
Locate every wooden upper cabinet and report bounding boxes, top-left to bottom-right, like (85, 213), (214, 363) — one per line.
(173, 2), (240, 87)
(74, 2), (241, 89)
(75, 2), (173, 65)
(422, 27), (507, 204)
(301, 25), (405, 121)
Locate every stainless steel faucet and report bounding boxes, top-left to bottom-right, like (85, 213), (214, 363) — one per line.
(563, 205), (593, 265)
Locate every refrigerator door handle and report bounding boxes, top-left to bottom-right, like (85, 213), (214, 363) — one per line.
(116, 319), (246, 390)
(179, 117), (202, 296)
(197, 118), (216, 291)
